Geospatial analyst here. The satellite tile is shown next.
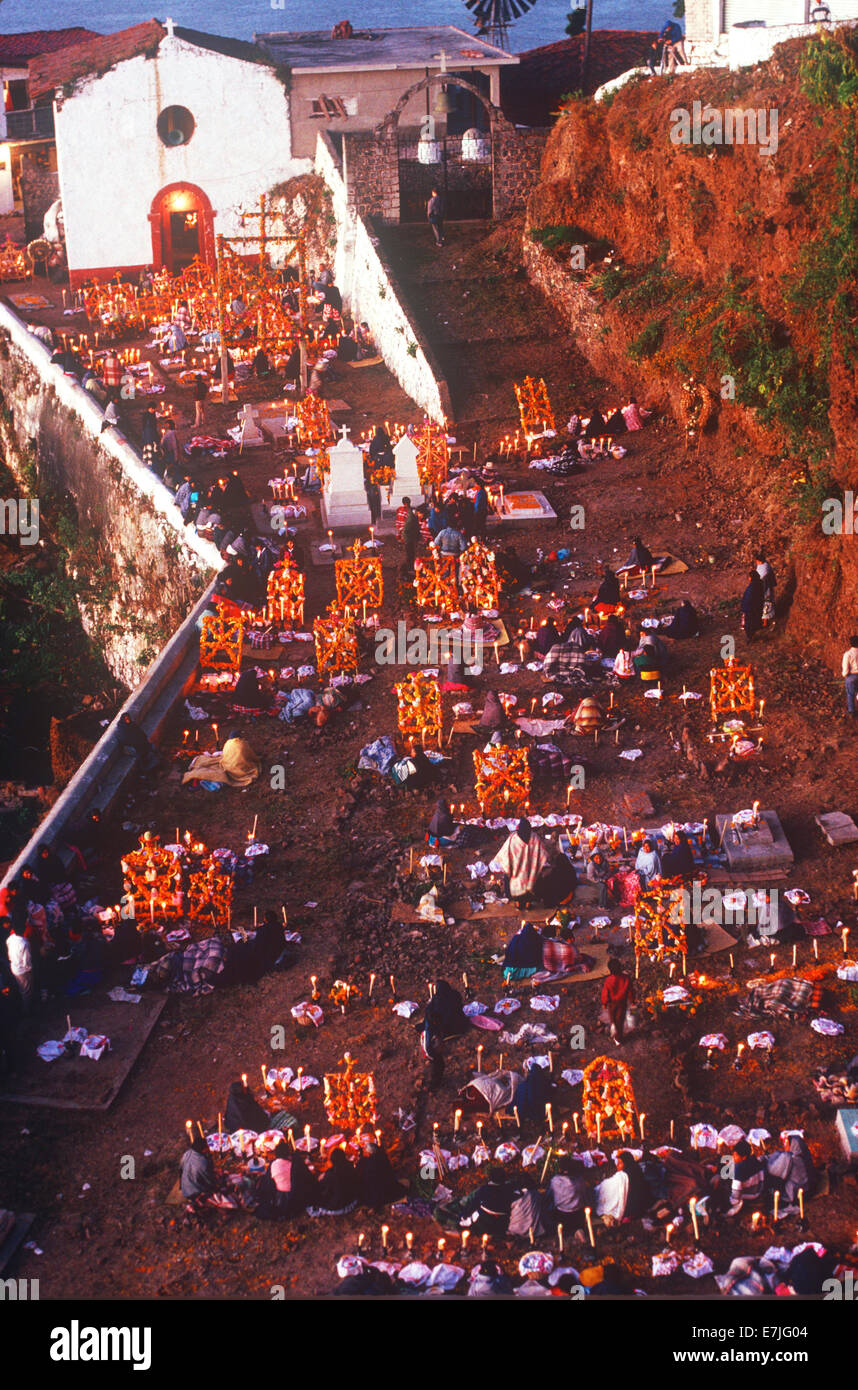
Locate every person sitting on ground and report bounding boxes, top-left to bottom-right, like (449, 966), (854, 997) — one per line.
(587, 849), (617, 908)
(479, 690), (506, 731)
(180, 1132), (224, 1208)
(549, 1157), (591, 1231)
(354, 1136), (406, 1209)
(593, 565), (621, 609)
(441, 652), (471, 693)
(659, 829), (695, 879)
(426, 797), (457, 848)
(601, 957), (635, 1045)
(662, 598), (699, 639)
(596, 1150), (651, 1223)
(765, 1134), (816, 1214)
(596, 613), (627, 660)
(565, 616), (590, 651)
(508, 1174), (548, 1241)
(224, 1077), (270, 1132)
(461, 1168), (515, 1237)
(308, 1147), (358, 1218)
(468, 1259), (515, 1298)
(624, 536), (654, 572)
(622, 397), (652, 430)
(231, 669), (273, 712)
(182, 732), (262, 787)
(583, 407), (606, 440)
(252, 347), (271, 379)
(727, 1139), (766, 1215)
(490, 819), (552, 909)
(635, 838), (662, 887)
(502, 921), (545, 982)
(632, 633), (663, 682)
(117, 713), (160, 772)
(533, 619), (563, 657)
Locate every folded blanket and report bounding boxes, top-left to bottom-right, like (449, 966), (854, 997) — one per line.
(182, 736), (261, 786)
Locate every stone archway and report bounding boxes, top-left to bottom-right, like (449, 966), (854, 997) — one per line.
(148, 182), (215, 274)
(378, 73), (502, 224)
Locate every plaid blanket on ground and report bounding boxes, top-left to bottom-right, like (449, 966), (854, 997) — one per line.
(739, 977), (819, 1019)
(531, 744), (572, 782)
(543, 644), (588, 683)
(158, 937), (227, 995)
(542, 938), (592, 974)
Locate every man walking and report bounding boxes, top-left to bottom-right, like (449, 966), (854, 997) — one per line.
(400, 496), (421, 574)
(427, 187), (445, 247)
(842, 634), (858, 715)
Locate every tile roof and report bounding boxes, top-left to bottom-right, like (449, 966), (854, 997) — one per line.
(0, 28), (98, 67)
(28, 19), (166, 100)
(501, 30), (657, 125)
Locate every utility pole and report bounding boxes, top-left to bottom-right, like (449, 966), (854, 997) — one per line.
(581, 0), (594, 93)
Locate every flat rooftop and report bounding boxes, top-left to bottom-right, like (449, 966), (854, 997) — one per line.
(255, 25), (519, 74)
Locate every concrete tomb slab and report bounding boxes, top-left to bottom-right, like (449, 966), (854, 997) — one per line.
(715, 809), (794, 874)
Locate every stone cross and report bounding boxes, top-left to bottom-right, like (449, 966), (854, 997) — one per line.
(339, 424), (352, 441)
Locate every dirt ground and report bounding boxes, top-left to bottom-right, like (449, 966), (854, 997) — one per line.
(1, 226), (857, 1300)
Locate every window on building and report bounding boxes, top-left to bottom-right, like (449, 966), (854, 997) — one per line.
(309, 96), (357, 119)
(157, 105), (196, 147)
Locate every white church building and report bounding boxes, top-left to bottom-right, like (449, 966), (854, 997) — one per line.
(28, 19), (312, 287)
(684, 0), (858, 68)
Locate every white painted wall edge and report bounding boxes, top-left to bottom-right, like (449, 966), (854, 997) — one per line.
(0, 301), (224, 575)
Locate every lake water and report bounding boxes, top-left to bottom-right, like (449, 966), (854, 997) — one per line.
(1, 0), (667, 53)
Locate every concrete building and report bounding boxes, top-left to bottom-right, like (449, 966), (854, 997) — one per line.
(684, 0), (858, 67)
(254, 25), (517, 160)
(0, 28), (96, 228)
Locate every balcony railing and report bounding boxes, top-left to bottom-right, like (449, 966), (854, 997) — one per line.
(5, 107), (55, 141)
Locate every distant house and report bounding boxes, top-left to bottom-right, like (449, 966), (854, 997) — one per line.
(254, 25), (518, 159)
(0, 28), (96, 228)
(685, 0), (858, 66)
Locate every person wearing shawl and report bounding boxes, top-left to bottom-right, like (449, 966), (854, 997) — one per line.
(369, 425), (394, 472)
(635, 838), (662, 887)
(423, 979), (469, 1041)
(533, 848), (578, 908)
(625, 536), (654, 571)
(533, 618), (562, 657)
(479, 690), (506, 731)
(309, 1147), (358, 1217)
(503, 921), (544, 982)
(660, 829), (695, 879)
(727, 1139), (766, 1214)
(182, 733), (262, 787)
(355, 1138), (406, 1208)
(462, 1168), (515, 1237)
(741, 568), (765, 641)
(490, 819), (551, 907)
(622, 398), (650, 430)
(513, 1063), (552, 1129)
(564, 616), (589, 651)
(508, 1174), (548, 1239)
(583, 407), (606, 440)
(180, 1133), (219, 1201)
(601, 957), (635, 1044)
(596, 613), (626, 659)
(765, 1134), (816, 1212)
(467, 1260), (515, 1297)
(593, 566), (620, 609)
(224, 1078), (270, 1132)
(548, 1157), (591, 1231)
(231, 669), (273, 711)
(662, 598), (699, 639)
(140, 407), (162, 475)
(595, 1151), (651, 1223)
(632, 633), (662, 682)
(587, 849), (616, 908)
(426, 797), (456, 848)
(441, 653), (471, 693)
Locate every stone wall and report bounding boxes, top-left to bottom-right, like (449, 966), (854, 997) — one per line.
(315, 132), (453, 424)
(493, 121), (550, 221)
(20, 157), (59, 241)
(0, 302), (221, 688)
(342, 130), (400, 223)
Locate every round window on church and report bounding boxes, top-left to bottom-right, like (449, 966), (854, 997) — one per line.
(157, 105), (195, 147)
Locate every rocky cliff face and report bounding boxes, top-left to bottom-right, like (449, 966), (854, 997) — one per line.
(524, 31), (858, 663)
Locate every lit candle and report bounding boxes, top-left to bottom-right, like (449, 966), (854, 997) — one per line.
(842, 926), (850, 956)
(572, 1112), (579, 1134)
(381, 1224), (390, 1250)
(773, 1190), (780, 1222)
(689, 1198), (699, 1241)
(477, 1045), (484, 1073)
(584, 1207), (595, 1247)
(638, 1112), (646, 1141)
(751, 1211), (762, 1231)
(461, 1230), (469, 1251)
(813, 939), (819, 961)
(798, 1188), (804, 1221)
(596, 1113), (601, 1145)
(405, 1231), (413, 1250)
(454, 1108), (462, 1133)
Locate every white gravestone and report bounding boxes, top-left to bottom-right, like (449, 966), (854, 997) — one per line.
(237, 402), (264, 447)
(321, 426), (370, 529)
(389, 433), (424, 510)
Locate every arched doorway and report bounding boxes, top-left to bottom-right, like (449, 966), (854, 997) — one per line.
(148, 182), (215, 274)
(380, 75), (497, 224)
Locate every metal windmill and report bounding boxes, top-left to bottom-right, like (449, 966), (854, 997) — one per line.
(464, 0), (539, 51)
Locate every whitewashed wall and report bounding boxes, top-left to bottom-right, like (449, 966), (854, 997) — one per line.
(54, 34), (311, 276)
(314, 132), (452, 424)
